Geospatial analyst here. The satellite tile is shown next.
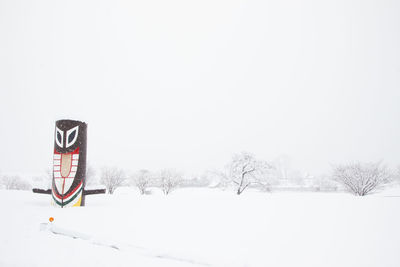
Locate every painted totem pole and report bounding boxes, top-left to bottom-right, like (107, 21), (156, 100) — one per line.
(33, 119), (105, 207)
(52, 120), (87, 207)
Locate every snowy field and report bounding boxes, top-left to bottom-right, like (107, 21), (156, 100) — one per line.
(1, 187), (400, 267)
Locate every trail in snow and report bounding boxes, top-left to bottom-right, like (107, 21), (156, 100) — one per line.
(40, 222), (211, 266)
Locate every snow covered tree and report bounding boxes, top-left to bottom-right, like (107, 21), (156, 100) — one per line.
(226, 152), (274, 195)
(100, 167), (126, 194)
(132, 169), (151, 194)
(31, 169), (52, 190)
(0, 175), (31, 190)
(0, 175), (18, 189)
(158, 169), (182, 195)
(332, 162), (390, 196)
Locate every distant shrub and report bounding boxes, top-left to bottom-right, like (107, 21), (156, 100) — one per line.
(131, 169), (151, 195)
(0, 175), (31, 191)
(100, 167), (126, 194)
(158, 169), (182, 195)
(332, 162), (391, 196)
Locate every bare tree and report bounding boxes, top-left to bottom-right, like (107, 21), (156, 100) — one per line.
(0, 175), (17, 190)
(100, 167), (126, 194)
(332, 162), (391, 196)
(227, 152), (274, 195)
(0, 175), (31, 190)
(31, 169), (52, 190)
(158, 169), (182, 195)
(132, 169), (151, 194)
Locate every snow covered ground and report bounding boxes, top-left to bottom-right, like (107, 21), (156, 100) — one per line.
(1, 187), (399, 267)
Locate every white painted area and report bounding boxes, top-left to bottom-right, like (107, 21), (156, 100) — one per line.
(55, 127), (63, 148)
(0, 187), (399, 267)
(66, 126), (79, 148)
(62, 178), (74, 193)
(67, 172), (76, 179)
(54, 178), (63, 193)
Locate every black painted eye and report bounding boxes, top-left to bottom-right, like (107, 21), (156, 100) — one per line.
(57, 132), (62, 144)
(55, 127), (63, 147)
(66, 126), (79, 148)
(68, 131), (75, 144)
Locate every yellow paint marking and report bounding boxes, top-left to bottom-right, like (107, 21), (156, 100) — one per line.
(73, 196), (82, 207)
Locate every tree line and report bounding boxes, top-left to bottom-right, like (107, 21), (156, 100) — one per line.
(1, 152), (399, 196)
(96, 152), (399, 196)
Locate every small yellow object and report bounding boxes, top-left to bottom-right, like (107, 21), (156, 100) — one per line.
(49, 217), (54, 222)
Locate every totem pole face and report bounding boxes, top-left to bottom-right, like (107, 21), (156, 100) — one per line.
(52, 120), (87, 208)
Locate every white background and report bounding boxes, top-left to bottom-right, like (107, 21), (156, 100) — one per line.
(1, 0), (399, 177)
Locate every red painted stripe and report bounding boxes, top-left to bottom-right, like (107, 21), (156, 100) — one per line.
(52, 184), (62, 199)
(53, 180), (82, 200)
(54, 147), (80, 155)
(63, 180), (83, 199)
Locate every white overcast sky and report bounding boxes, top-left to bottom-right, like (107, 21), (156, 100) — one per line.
(0, 0), (399, 177)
